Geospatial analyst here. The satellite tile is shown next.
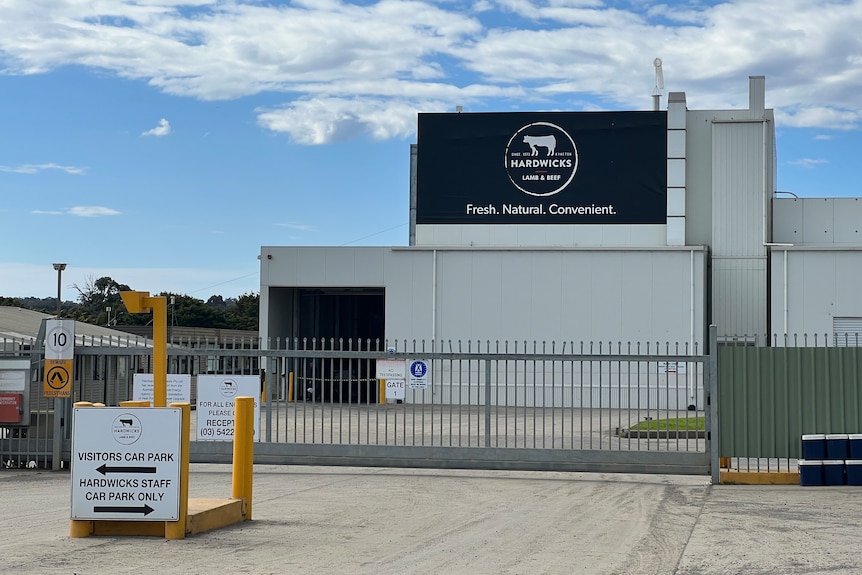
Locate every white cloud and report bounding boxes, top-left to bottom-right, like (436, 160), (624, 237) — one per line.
(0, 163), (86, 175)
(257, 97), (446, 144)
(788, 158), (828, 168)
(67, 206), (122, 217)
(276, 223), (316, 231)
(142, 118), (171, 137)
(776, 106), (862, 130)
(1, 0), (861, 142)
(32, 206), (121, 217)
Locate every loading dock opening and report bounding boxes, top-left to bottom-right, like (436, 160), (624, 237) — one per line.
(268, 287), (385, 403)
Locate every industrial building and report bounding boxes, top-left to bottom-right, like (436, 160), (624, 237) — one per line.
(258, 75), (862, 379)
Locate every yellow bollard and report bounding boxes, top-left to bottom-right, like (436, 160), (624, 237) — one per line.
(119, 400), (151, 408)
(287, 372), (294, 402)
(378, 379), (386, 404)
(231, 397), (254, 520)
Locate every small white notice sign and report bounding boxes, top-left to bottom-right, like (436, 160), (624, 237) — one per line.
(376, 359), (406, 379)
(408, 360), (430, 390)
(196, 375), (260, 441)
(133, 373), (192, 405)
(385, 379), (406, 400)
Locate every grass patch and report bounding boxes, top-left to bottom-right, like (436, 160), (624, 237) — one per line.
(629, 416), (705, 432)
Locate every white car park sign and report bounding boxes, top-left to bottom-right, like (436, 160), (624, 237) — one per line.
(71, 407), (181, 521)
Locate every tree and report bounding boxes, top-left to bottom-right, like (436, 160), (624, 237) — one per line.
(163, 292), (227, 329)
(2, 278), (260, 330)
(224, 292), (259, 331)
(73, 276), (138, 325)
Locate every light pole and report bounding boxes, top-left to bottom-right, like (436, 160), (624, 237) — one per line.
(52, 263), (66, 317)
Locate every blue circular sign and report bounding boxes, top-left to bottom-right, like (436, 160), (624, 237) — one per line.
(410, 361), (427, 378)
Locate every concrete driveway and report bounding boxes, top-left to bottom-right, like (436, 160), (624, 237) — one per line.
(2, 465), (860, 574)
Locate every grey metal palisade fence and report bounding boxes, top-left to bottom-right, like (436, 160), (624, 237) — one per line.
(2, 325), (722, 480)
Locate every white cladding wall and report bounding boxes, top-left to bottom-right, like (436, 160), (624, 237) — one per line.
(414, 223), (667, 247)
(411, 248), (706, 345)
(259, 246), (707, 347)
(770, 248), (862, 342)
(773, 198), (862, 245)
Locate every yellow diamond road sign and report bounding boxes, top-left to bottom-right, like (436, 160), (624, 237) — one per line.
(44, 359), (73, 398)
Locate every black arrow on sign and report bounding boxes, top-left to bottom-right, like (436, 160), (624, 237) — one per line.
(94, 505), (155, 516)
(96, 464), (157, 475)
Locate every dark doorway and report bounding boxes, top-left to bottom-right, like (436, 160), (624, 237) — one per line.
(293, 288), (384, 403)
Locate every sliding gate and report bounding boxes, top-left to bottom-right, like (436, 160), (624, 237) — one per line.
(195, 332), (717, 479)
(2, 329), (717, 480)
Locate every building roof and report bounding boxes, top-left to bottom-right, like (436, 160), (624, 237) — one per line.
(0, 306), (150, 347)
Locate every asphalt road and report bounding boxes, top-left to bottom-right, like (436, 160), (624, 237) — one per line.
(2, 465), (861, 575)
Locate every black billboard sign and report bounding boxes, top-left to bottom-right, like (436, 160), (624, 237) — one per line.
(416, 111), (667, 224)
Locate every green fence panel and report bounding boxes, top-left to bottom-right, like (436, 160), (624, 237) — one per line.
(720, 346), (862, 459)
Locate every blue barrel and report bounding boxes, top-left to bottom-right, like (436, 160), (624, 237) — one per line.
(849, 434), (862, 459)
(826, 434), (850, 460)
(846, 460), (862, 486)
(802, 434), (826, 459)
(798, 460), (824, 486)
(823, 460), (845, 486)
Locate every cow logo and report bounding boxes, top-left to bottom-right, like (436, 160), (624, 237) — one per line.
(504, 122), (578, 197)
(111, 413), (143, 445)
(219, 378), (238, 398)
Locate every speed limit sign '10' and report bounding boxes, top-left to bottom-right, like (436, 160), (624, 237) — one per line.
(45, 319), (76, 360)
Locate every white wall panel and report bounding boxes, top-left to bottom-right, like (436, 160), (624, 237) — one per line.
(667, 188), (686, 217)
(667, 130), (686, 158)
(261, 246), (706, 347)
(415, 224), (668, 248)
(387, 251), (435, 338)
(803, 198), (834, 244)
(711, 122), (767, 257)
(713, 258), (766, 338)
(499, 252), (543, 338)
(773, 198), (862, 246)
(667, 159), (686, 188)
(771, 198), (803, 244)
(293, 249), (328, 284)
(834, 199), (862, 244)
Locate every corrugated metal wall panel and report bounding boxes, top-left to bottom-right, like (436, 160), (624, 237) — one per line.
(719, 346), (862, 458)
(712, 259), (766, 339)
(833, 317), (862, 347)
(710, 121), (768, 338)
(711, 122), (766, 257)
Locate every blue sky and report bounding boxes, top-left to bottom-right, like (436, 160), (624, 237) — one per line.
(1, 0), (861, 300)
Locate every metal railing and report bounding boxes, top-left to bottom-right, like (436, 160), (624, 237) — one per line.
(2, 333), (713, 476)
